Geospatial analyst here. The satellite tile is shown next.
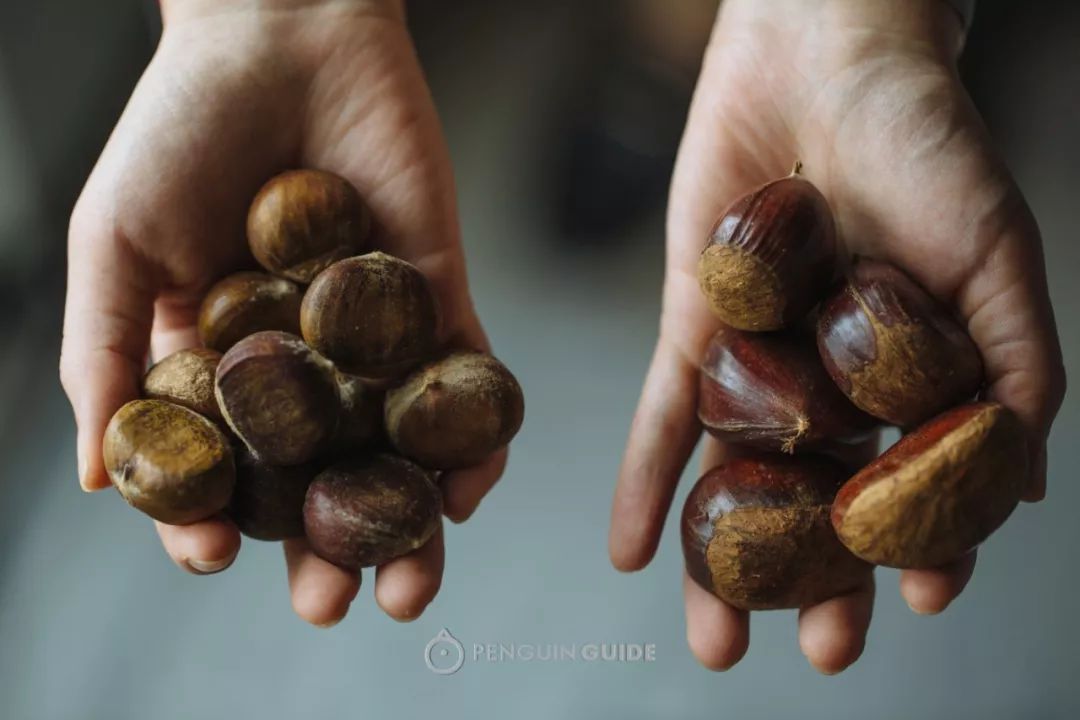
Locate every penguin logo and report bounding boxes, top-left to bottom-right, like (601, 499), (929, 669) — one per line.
(424, 628), (465, 675)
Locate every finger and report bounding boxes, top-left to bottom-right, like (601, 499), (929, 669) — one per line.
(155, 515), (241, 575)
(899, 550), (977, 615)
(798, 575), (876, 675)
(283, 538), (362, 627)
(441, 450), (508, 524)
(61, 212), (157, 492)
(683, 570), (749, 671)
(610, 340), (702, 572)
(374, 526), (445, 622)
(149, 294), (203, 361)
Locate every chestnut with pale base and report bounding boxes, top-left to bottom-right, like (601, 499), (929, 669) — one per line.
(682, 454), (871, 611)
(143, 348), (224, 424)
(832, 402), (1027, 569)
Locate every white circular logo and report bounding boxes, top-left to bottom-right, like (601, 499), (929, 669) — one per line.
(424, 628), (465, 675)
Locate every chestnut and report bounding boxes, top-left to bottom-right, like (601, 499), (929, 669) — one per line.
(215, 331), (339, 465)
(247, 169), (372, 283)
(303, 454), (442, 570)
(228, 447), (319, 541)
(681, 453), (871, 610)
(103, 399), (236, 525)
(332, 371), (386, 454)
(697, 164), (837, 331)
(142, 348), (224, 424)
(197, 272), (303, 353)
(385, 351), (524, 470)
(816, 258), (984, 427)
(698, 326), (876, 453)
(832, 402), (1027, 569)
(300, 252), (439, 377)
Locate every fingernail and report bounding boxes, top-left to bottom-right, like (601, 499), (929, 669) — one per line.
(905, 599), (939, 616)
(186, 552), (236, 575)
(314, 617), (343, 629)
(77, 447), (90, 492)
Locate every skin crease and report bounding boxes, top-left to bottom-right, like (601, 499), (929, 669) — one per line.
(60, 0), (507, 626)
(611, 0), (1065, 674)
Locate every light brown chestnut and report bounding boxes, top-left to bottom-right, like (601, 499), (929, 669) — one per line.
(697, 165), (838, 331)
(143, 348), (223, 424)
(228, 447), (319, 541)
(681, 453), (871, 610)
(832, 402), (1027, 569)
(197, 272), (303, 353)
(817, 258), (984, 427)
(385, 351), (524, 470)
(698, 326), (877, 453)
(247, 169), (372, 283)
(215, 331), (339, 465)
(303, 454), (442, 570)
(300, 252), (439, 377)
(103, 399), (235, 525)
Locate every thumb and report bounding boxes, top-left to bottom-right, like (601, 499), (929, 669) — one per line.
(60, 207), (156, 491)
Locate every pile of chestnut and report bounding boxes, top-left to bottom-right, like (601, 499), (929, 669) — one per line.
(103, 170), (524, 572)
(683, 164), (1026, 610)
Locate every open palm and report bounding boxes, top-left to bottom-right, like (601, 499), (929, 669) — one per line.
(610, 0), (1065, 673)
(61, 1), (503, 626)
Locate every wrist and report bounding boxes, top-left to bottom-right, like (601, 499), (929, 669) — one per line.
(161, 0), (404, 26)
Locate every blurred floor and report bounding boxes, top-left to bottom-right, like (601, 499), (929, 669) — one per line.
(1, 1), (1078, 718)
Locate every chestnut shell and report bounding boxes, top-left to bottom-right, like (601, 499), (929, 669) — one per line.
(697, 171), (837, 331)
(832, 402), (1027, 568)
(228, 447), (319, 541)
(143, 348), (224, 424)
(681, 453), (870, 610)
(197, 272), (303, 353)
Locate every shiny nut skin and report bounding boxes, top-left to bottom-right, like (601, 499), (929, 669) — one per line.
(832, 402), (1027, 569)
(215, 331), (340, 465)
(697, 169), (837, 331)
(300, 252), (439, 377)
(103, 399), (236, 525)
(385, 351), (525, 470)
(330, 371), (387, 456)
(698, 327), (876, 453)
(228, 446), (319, 541)
(247, 169), (372, 283)
(143, 348), (224, 424)
(681, 453), (871, 610)
(197, 272), (303, 353)
(817, 258), (984, 427)
(303, 454), (442, 570)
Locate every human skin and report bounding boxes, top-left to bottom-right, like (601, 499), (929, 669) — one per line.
(60, 0), (505, 626)
(610, 0), (1066, 673)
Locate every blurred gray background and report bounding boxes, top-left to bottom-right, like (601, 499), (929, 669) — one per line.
(0, 1), (1077, 718)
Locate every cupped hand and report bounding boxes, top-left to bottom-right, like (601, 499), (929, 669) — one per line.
(60, 0), (504, 626)
(610, 0), (1065, 673)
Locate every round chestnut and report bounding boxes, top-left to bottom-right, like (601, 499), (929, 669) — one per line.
(103, 399), (236, 525)
(303, 454), (442, 570)
(385, 351), (524, 469)
(697, 165), (837, 331)
(248, 169), (372, 283)
(228, 447), (319, 541)
(816, 258), (984, 427)
(300, 252), (439, 377)
(698, 326), (876, 453)
(682, 453), (871, 610)
(832, 402), (1027, 569)
(143, 348), (223, 424)
(215, 331), (339, 465)
(198, 272), (303, 353)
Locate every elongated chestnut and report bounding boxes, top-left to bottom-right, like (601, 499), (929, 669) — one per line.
(228, 447), (319, 540)
(300, 252), (439, 377)
(698, 327), (876, 453)
(198, 272), (303, 353)
(215, 331), (339, 465)
(385, 351), (525, 470)
(303, 454), (442, 570)
(697, 165), (837, 331)
(103, 399), (235, 525)
(248, 169), (372, 283)
(682, 453), (871, 610)
(143, 348), (224, 424)
(832, 402), (1026, 569)
(817, 258), (984, 427)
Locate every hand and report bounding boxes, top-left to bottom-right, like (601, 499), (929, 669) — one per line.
(610, 0), (1065, 673)
(60, 0), (504, 626)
